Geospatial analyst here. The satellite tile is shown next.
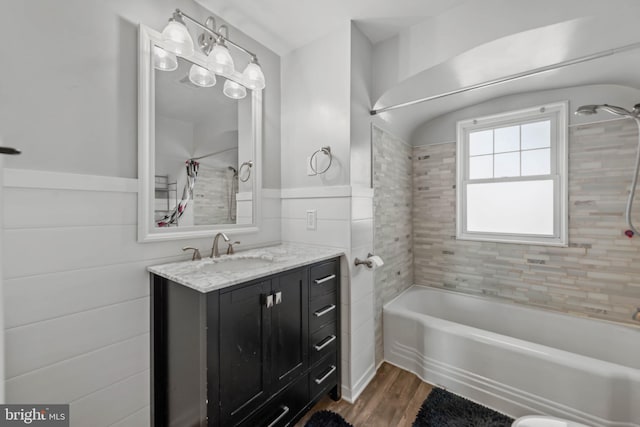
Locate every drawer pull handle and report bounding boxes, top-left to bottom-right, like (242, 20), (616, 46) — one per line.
(314, 365), (337, 385)
(266, 405), (290, 427)
(314, 335), (336, 351)
(313, 304), (336, 317)
(314, 274), (336, 284)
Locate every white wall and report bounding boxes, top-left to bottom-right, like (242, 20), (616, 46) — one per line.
(280, 24), (355, 396)
(280, 23), (352, 188)
(0, 0), (281, 425)
(3, 173), (154, 425)
(0, 0), (280, 186)
(279, 23), (378, 403)
(347, 24), (376, 397)
(349, 24), (373, 189)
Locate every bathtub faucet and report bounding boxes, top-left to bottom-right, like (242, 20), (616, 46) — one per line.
(633, 308), (640, 322)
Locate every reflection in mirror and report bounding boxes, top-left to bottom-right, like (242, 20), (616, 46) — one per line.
(154, 55), (252, 228)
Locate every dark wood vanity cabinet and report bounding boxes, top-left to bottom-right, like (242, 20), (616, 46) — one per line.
(151, 257), (340, 427)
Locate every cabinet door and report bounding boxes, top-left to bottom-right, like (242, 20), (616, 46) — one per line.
(270, 269), (309, 392)
(219, 280), (271, 425)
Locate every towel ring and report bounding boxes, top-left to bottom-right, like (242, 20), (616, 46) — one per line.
(310, 146), (332, 175)
(239, 160), (253, 182)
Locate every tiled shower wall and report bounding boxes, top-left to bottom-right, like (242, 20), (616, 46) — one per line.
(193, 166), (237, 225)
(373, 127), (414, 365)
(413, 119), (640, 325)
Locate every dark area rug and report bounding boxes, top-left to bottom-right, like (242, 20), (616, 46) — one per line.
(413, 388), (514, 427)
(305, 410), (353, 427)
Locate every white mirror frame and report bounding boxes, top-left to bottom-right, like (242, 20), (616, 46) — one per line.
(138, 25), (262, 242)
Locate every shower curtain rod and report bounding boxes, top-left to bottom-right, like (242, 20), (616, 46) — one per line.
(190, 146), (238, 161)
(370, 41), (640, 116)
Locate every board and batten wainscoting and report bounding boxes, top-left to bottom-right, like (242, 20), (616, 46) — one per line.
(2, 168), (281, 426)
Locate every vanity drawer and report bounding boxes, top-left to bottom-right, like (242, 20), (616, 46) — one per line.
(310, 322), (337, 366)
(309, 356), (338, 401)
(309, 292), (337, 332)
(310, 260), (338, 298)
(238, 374), (308, 427)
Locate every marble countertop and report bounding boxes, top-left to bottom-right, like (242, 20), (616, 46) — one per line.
(148, 243), (344, 293)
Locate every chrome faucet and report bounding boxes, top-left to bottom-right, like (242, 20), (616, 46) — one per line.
(211, 232), (230, 258)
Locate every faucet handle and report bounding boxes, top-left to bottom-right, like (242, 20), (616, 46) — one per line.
(226, 241), (241, 255)
(182, 247), (202, 261)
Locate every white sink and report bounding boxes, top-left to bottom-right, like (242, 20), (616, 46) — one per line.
(198, 256), (276, 273)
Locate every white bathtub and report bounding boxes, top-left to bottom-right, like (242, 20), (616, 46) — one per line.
(383, 285), (640, 427)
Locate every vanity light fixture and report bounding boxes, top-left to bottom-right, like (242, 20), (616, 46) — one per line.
(153, 46), (178, 71)
(223, 79), (247, 99)
(243, 57), (266, 90)
(208, 30), (235, 76)
(188, 64), (216, 87)
(157, 8), (265, 96)
(161, 12), (194, 56)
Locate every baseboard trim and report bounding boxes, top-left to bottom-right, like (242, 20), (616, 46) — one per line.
(348, 362), (376, 403)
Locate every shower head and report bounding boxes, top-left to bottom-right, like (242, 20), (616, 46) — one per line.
(575, 103), (640, 118)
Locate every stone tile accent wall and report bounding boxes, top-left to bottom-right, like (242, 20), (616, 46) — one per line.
(193, 165), (237, 225)
(373, 127), (414, 365)
(413, 119), (640, 325)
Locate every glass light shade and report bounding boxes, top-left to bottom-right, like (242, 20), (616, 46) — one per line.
(242, 61), (266, 90)
(189, 64), (216, 87)
(153, 46), (178, 71)
(161, 20), (194, 56)
(223, 79), (247, 99)
(208, 43), (235, 75)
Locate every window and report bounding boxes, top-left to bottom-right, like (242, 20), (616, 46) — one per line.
(456, 102), (568, 246)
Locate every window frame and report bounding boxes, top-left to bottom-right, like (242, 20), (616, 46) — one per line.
(455, 102), (568, 246)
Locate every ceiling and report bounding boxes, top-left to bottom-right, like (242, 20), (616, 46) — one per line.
(194, 0), (468, 55)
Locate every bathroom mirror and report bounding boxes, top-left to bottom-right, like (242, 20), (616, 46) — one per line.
(138, 25), (262, 242)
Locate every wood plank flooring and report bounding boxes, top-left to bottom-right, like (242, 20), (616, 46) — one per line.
(295, 363), (433, 427)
